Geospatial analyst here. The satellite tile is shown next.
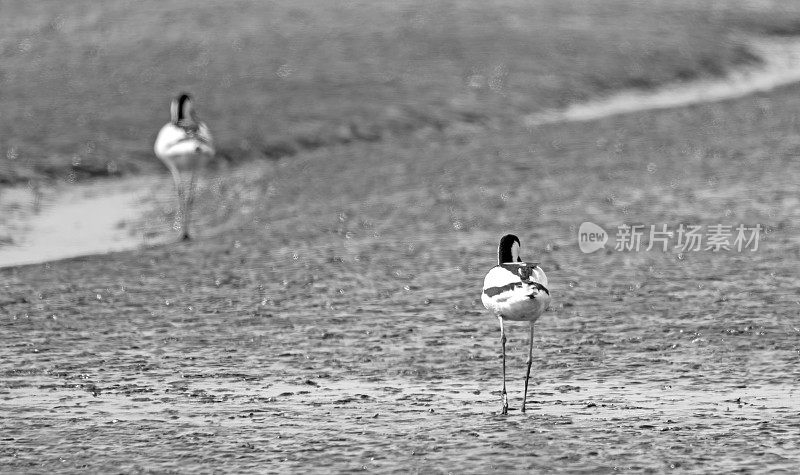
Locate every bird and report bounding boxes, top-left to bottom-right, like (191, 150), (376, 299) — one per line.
(481, 234), (551, 415)
(154, 92), (215, 241)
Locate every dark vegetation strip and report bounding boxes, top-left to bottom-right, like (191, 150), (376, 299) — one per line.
(0, 107), (496, 185)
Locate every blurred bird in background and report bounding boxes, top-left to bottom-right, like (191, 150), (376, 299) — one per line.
(154, 92), (215, 241)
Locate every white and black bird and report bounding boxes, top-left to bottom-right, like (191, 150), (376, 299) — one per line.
(481, 234), (551, 415)
(154, 92), (215, 240)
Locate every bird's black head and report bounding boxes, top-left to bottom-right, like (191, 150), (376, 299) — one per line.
(171, 92), (195, 124)
(498, 234), (521, 264)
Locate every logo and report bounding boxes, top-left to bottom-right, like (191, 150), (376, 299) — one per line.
(578, 222), (608, 253)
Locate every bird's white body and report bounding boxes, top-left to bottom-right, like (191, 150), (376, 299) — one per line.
(154, 122), (214, 168)
(481, 263), (550, 321)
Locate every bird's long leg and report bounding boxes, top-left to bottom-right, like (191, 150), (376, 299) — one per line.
(522, 322), (535, 413)
(498, 316), (508, 415)
(181, 164), (196, 241)
(164, 160), (184, 236)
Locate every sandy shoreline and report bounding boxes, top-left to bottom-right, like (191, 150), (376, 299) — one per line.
(0, 176), (173, 268)
(525, 36), (800, 126)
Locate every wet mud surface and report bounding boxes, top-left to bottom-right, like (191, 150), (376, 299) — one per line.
(2, 245), (798, 472)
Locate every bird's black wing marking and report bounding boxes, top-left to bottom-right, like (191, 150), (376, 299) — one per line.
(483, 282), (550, 298)
(483, 282), (521, 297)
(484, 281), (549, 298)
